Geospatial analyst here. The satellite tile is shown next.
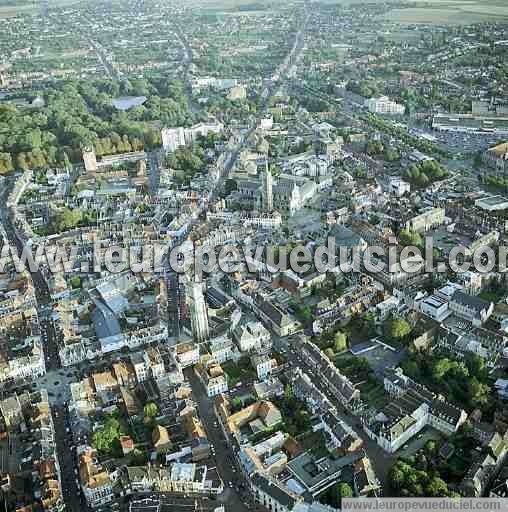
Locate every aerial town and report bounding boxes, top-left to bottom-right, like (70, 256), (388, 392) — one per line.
(0, 0), (508, 511)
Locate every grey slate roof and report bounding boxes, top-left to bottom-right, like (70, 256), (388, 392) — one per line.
(92, 299), (122, 339)
(451, 291), (492, 313)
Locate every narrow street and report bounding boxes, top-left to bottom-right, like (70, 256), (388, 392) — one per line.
(283, 337), (395, 490)
(148, 151), (161, 196)
(52, 404), (85, 512)
(0, 184), (61, 372)
(185, 368), (253, 512)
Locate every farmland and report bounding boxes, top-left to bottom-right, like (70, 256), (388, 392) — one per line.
(380, 0), (508, 25)
(0, 0), (80, 18)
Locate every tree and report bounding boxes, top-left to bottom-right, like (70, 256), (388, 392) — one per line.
(284, 384), (294, 402)
(465, 353), (487, 380)
(432, 358), (452, 380)
(390, 465), (406, 490)
(0, 153), (13, 174)
(334, 331), (348, 353)
(17, 153), (29, 171)
(366, 140), (384, 156)
(54, 207), (83, 231)
(385, 317), (412, 341)
(384, 147), (400, 162)
(69, 276), (81, 289)
(337, 482), (353, 499)
(426, 477), (449, 497)
(143, 402), (159, 419)
(231, 397), (243, 412)
(399, 229), (423, 247)
(325, 348), (335, 361)
(295, 305), (312, 327)
(424, 440), (438, 457)
(468, 377), (490, 406)
(416, 173), (430, 188)
(326, 481), (353, 508)
(91, 415), (125, 456)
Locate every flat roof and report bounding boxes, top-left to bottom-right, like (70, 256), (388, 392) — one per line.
(433, 114), (508, 131)
(287, 451), (362, 491)
(475, 195), (508, 211)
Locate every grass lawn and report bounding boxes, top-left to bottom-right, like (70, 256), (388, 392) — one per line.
(479, 288), (505, 303)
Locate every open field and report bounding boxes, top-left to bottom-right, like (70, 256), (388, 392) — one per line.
(0, 0), (80, 18)
(0, 2), (35, 17)
(379, 0), (508, 25)
(382, 7), (508, 25)
(319, 0), (508, 24)
(192, 0), (277, 12)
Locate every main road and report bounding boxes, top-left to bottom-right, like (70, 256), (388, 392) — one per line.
(0, 3), (310, 511)
(0, 181), (60, 372)
(186, 369), (253, 512)
(159, 6), (310, 512)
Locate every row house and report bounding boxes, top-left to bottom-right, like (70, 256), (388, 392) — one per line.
(290, 368), (335, 415)
(302, 339), (360, 409)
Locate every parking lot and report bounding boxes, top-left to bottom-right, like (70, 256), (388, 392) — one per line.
(411, 126), (498, 155)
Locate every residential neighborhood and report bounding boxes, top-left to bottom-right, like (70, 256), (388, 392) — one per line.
(0, 0), (508, 511)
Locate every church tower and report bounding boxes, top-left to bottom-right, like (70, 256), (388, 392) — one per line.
(262, 156), (273, 212)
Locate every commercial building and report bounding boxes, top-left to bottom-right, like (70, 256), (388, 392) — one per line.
(420, 294), (451, 322)
(79, 447), (114, 509)
(216, 397), (282, 446)
(475, 195), (508, 212)
(250, 472), (301, 512)
(195, 362), (228, 397)
(432, 114), (508, 136)
(287, 451), (363, 497)
(364, 96), (405, 115)
(251, 354), (275, 381)
(161, 122), (224, 152)
(233, 321), (272, 352)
